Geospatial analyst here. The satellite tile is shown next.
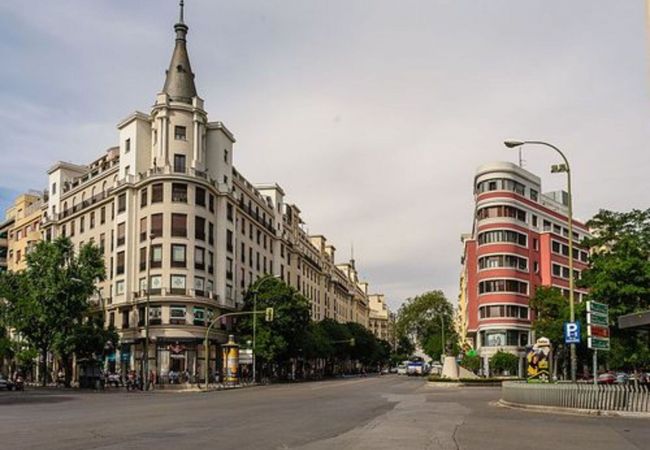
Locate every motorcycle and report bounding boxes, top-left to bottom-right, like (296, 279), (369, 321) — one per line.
(14, 376), (24, 391)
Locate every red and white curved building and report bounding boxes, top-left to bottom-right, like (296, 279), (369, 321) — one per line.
(460, 162), (589, 372)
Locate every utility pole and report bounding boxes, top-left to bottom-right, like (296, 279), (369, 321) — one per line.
(143, 233), (153, 391)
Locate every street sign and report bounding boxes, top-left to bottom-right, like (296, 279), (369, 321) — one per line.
(563, 321), (581, 344)
(587, 301), (608, 315)
(587, 301), (610, 351)
(587, 312), (608, 326)
(588, 325), (610, 338)
(588, 337), (610, 351)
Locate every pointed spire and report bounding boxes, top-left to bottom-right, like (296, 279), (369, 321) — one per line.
(162, 0), (197, 103)
(350, 242), (356, 269)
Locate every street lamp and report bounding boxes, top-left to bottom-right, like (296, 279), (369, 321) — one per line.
(504, 139), (577, 382)
(143, 233), (154, 391)
(250, 274), (281, 383)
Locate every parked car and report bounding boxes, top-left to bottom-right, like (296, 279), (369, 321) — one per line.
(615, 372), (630, 384)
(0, 374), (16, 391)
(397, 364), (408, 375)
(597, 372), (616, 384)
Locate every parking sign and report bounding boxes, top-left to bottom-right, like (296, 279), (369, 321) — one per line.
(564, 321), (581, 344)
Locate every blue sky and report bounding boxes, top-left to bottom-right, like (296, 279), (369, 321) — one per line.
(1, 1), (649, 309)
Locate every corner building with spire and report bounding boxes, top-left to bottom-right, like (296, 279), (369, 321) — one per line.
(39, 3), (379, 382)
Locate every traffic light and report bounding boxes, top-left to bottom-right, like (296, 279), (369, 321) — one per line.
(265, 307), (274, 322)
(350, 338), (355, 347)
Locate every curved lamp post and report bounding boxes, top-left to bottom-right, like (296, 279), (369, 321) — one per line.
(504, 139), (577, 382)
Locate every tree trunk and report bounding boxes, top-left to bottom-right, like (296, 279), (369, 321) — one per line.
(41, 347), (48, 387)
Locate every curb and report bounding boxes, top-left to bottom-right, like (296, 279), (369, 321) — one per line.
(497, 399), (650, 419)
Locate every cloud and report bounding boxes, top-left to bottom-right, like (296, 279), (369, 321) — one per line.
(2, 0), (649, 309)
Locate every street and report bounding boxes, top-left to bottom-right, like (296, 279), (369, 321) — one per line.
(0, 376), (648, 449)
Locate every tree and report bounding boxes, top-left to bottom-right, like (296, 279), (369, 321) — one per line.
(460, 354), (480, 374)
(490, 350), (519, 376)
(580, 208), (650, 369)
(236, 277), (311, 377)
(396, 291), (457, 361)
(0, 237), (106, 386)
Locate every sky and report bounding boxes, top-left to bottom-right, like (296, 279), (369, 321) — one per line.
(1, 1), (649, 312)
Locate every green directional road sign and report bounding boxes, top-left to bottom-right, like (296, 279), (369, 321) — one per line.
(588, 301), (608, 315)
(587, 312), (609, 327)
(588, 337), (610, 351)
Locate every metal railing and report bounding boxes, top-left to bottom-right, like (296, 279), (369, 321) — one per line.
(502, 381), (650, 413)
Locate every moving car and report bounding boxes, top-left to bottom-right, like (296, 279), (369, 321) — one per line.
(597, 372), (616, 384)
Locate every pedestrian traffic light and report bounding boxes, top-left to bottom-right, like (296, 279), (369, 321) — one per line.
(350, 338), (355, 346)
(265, 307), (274, 322)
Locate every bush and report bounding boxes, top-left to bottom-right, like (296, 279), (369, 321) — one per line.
(460, 354), (480, 373)
(489, 350), (519, 376)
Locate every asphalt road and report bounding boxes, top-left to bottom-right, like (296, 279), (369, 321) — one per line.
(0, 376), (648, 449)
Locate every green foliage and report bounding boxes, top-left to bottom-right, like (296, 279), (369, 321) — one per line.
(396, 290), (457, 360)
(490, 350), (519, 375)
(530, 286), (569, 345)
(236, 276), (311, 365)
(580, 208), (650, 369)
(0, 237), (107, 385)
(460, 354), (480, 373)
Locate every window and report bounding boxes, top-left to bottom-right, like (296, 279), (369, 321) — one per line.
(208, 222), (214, 245)
(173, 154), (186, 173)
(195, 246), (205, 270)
(99, 234), (105, 253)
(100, 207), (106, 224)
(227, 230), (234, 252)
(174, 126), (186, 140)
(194, 277), (205, 297)
(172, 183), (187, 203)
(478, 279), (528, 295)
(224, 149), (228, 163)
(70, 220), (75, 236)
(51, 182), (56, 194)
(241, 243), (245, 263)
(227, 203), (233, 221)
(530, 189), (538, 201)
(477, 205), (526, 222)
(139, 247), (147, 271)
(152, 183), (163, 203)
(195, 216), (205, 241)
(478, 255), (528, 271)
(149, 275), (162, 295)
(170, 304), (187, 325)
(117, 222), (125, 247)
(150, 244), (162, 268)
(117, 194), (126, 213)
(532, 215), (538, 227)
(208, 194), (214, 212)
(121, 309), (130, 329)
(125, 138), (131, 153)
(171, 244), (187, 268)
(80, 216), (85, 233)
(226, 257), (233, 280)
(116, 251), (125, 275)
(170, 275), (186, 295)
(149, 305), (162, 325)
(195, 187), (205, 207)
(109, 312), (115, 327)
(171, 214), (187, 237)
(477, 230), (527, 247)
(193, 306), (205, 326)
(140, 217), (147, 242)
(151, 213), (163, 238)
(208, 251), (214, 274)
(140, 188), (148, 207)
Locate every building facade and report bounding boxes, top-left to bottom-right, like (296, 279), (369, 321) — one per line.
(27, 5), (379, 382)
(461, 161), (590, 372)
(2, 192), (44, 272)
(368, 294), (394, 343)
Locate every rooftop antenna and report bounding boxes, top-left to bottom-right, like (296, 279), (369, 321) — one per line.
(518, 147), (525, 168)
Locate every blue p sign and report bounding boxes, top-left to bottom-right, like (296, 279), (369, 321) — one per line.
(564, 321), (581, 344)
